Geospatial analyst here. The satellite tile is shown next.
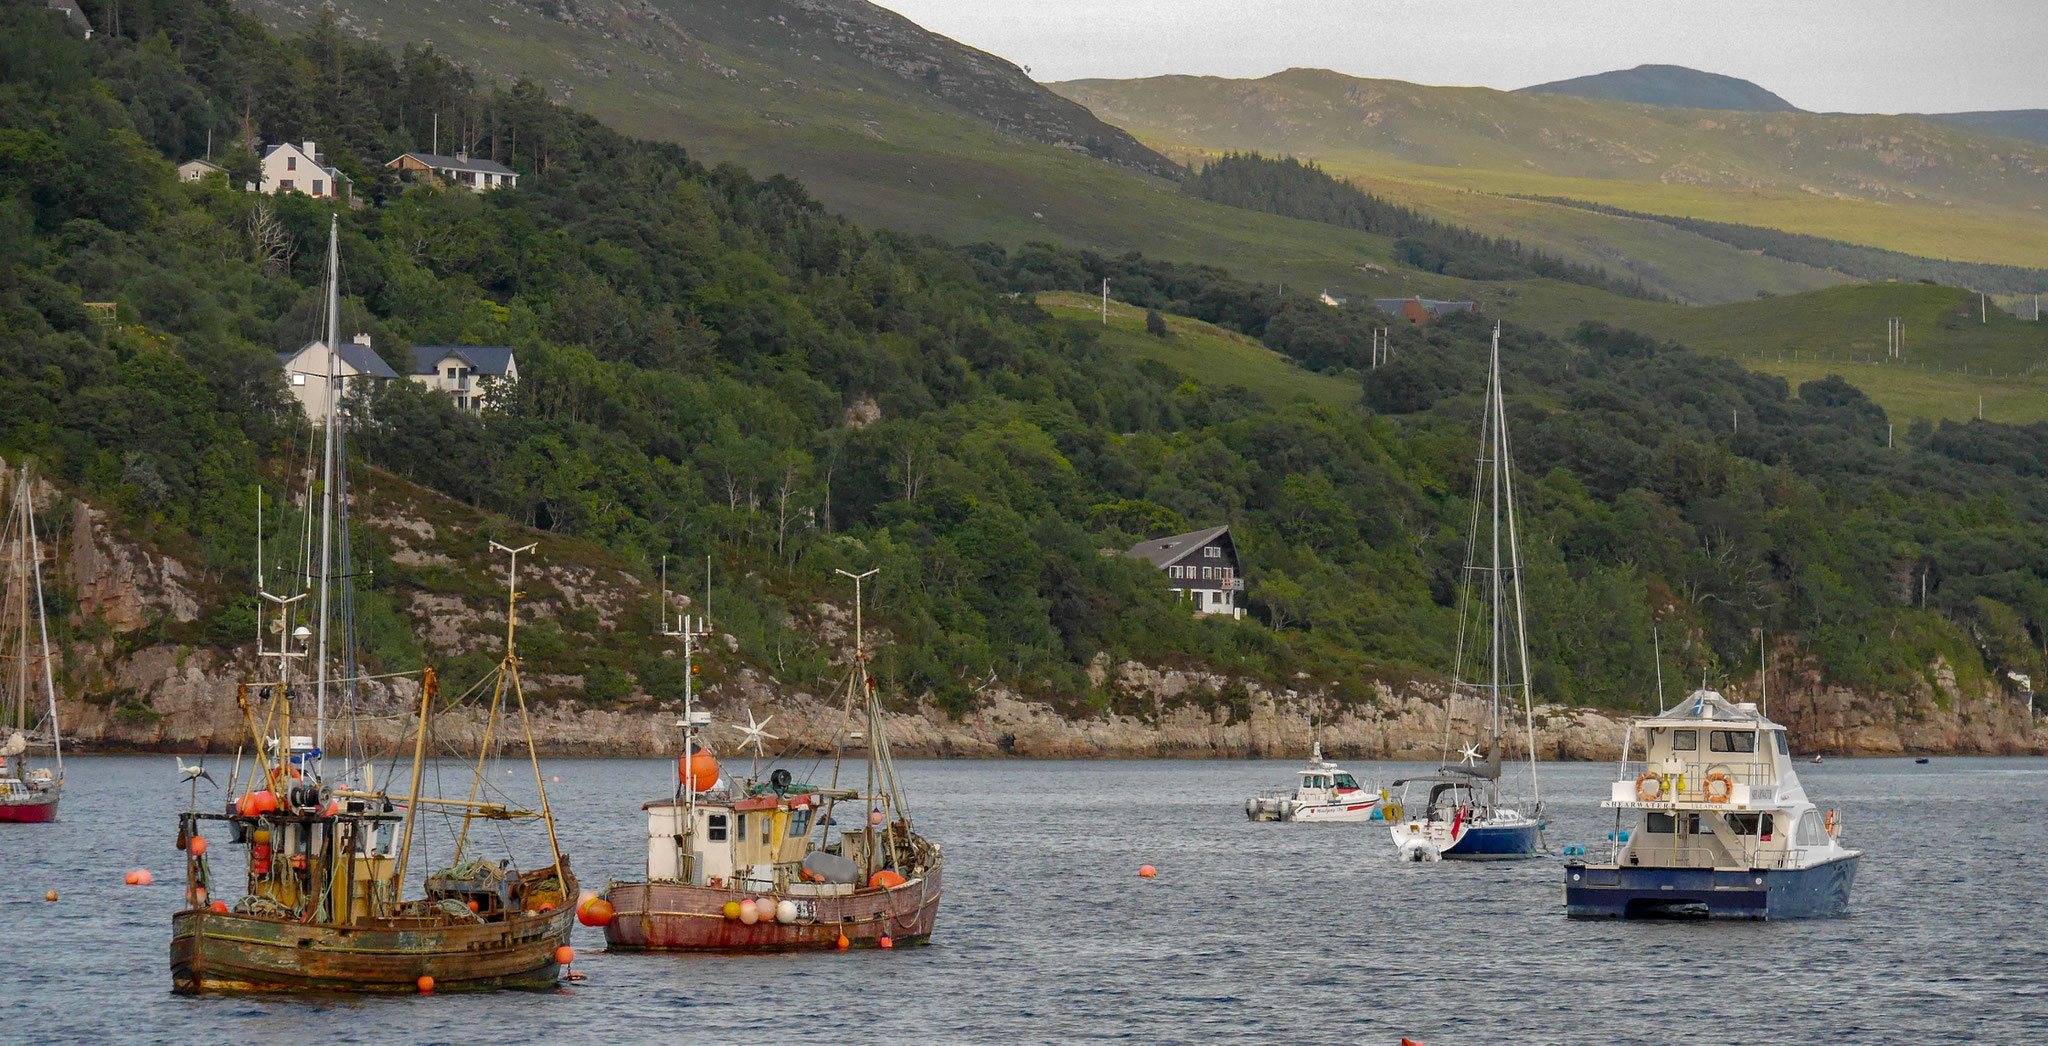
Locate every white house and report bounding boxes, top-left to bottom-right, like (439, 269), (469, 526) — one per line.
(279, 334), (398, 423)
(1125, 525), (1244, 619)
(177, 158), (225, 183)
(409, 345), (518, 411)
(259, 141), (348, 199)
(385, 151), (520, 192)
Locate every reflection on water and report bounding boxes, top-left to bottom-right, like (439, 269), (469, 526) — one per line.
(4, 755), (2045, 1043)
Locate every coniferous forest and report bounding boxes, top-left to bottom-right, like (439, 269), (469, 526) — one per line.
(8, 0), (2048, 719)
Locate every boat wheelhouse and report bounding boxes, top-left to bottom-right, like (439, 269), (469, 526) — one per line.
(1564, 689), (1859, 920)
(1246, 744), (1383, 822)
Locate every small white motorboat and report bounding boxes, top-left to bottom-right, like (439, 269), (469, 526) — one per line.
(1246, 744), (1383, 822)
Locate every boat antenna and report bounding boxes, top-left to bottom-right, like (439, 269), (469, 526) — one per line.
(1759, 629), (1768, 719)
(312, 213), (340, 775)
(1651, 619), (1666, 713)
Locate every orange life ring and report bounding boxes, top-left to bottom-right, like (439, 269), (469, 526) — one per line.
(1703, 772), (1735, 804)
(1824, 810), (1839, 836)
(1635, 771), (1665, 802)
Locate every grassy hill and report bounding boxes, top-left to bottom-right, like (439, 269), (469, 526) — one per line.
(1034, 292), (1359, 409)
(1518, 64), (1800, 112)
(1052, 68), (2048, 268)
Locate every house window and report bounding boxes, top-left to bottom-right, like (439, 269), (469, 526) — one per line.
(706, 814), (728, 841)
(280, 179), (294, 191)
(1205, 547), (1221, 558)
(287, 156), (297, 171)
(313, 179), (324, 195)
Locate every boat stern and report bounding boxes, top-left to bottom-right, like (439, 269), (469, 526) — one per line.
(1564, 855), (1858, 920)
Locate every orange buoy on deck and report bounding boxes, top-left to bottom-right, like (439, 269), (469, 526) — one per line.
(679, 751), (721, 792)
(417, 976), (434, 994)
(869, 870), (907, 890)
(1138, 865), (1157, 878)
(208, 901), (228, 913)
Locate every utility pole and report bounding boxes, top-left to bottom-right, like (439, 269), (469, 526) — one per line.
(1101, 279), (1109, 325)
(1887, 423), (1894, 448)
(1982, 292), (1988, 324)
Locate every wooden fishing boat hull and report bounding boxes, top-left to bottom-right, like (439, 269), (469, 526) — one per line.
(168, 900), (575, 993)
(603, 863), (941, 951)
(0, 791), (58, 823)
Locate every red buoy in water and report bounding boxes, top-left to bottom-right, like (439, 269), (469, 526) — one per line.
(417, 976), (434, 994)
(1138, 865), (1157, 878)
(124, 869), (152, 886)
(577, 896), (615, 927)
(44, 890), (57, 902)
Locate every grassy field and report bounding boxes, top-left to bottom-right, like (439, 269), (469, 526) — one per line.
(1055, 70), (2048, 268)
(1035, 291), (1359, 409)
(1752, 360), (2048, 426)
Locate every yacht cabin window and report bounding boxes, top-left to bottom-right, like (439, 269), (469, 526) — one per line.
(707, 814), (728, 841)
(1724, 813), (1774, 836)
(1646, 813), (1675, 834)
(1334, 773), (1360, 790)
(1671, 730), (1697, 751)
(1776, 732), (1789, 754)
(1710, 730), (1757, 753)
(1797, 811), (1826, 846)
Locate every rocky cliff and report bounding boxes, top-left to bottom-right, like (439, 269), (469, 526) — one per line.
(25, 464), (2047, 760)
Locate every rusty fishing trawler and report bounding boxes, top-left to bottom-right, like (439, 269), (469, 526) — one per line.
(600, 567), (941, 951)
(167, 217), (575, 993)
(0, 462), (63, 824)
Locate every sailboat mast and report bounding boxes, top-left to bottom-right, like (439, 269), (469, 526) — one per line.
(1493, 326), (1541, 801)
(25, 470), (60, 774)
(314, 214), (340, 765)
(1488, 335), (1504, 744)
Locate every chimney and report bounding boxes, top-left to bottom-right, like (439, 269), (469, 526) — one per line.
(351, 333), (372, 347)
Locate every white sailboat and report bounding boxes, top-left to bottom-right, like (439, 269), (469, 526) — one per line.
(1390, 324), (1545, 861)
(0, 463), (62, 823)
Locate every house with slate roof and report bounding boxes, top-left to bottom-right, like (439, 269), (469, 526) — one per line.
(1372, 297), (1478, 324)
(259, 141), (349, 199)
(386, 150), (520, 192)
(177, 158), (225, 183)
(279, 334), (398, 423)
(1125, 525), (1243, 619)
(409, 345), (519, 411)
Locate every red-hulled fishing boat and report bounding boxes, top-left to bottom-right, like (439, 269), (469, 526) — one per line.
(601, 567), (942, 951)
(0, 461), (62, 824)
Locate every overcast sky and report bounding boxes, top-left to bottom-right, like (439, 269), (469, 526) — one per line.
(873, 1), (2047, 114)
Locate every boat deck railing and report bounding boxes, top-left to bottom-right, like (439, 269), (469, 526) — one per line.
(1613, 833), (1822, 870)
(1611, 761), (1779, 806)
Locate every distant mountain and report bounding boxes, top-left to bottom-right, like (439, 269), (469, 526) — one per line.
(1517, 64), (1801, 112)
(1921, 110), (2048, 146)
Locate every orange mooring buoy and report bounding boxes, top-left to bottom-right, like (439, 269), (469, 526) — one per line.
(1138, 865), (1157, 878)
(837, 933), (850, 950)
(124, 869), (152, 886)
(44, 890), (57, 902)
(879, 934), (894, 950)
(555, 946), (574, 966)
(417, 975), (435, 994)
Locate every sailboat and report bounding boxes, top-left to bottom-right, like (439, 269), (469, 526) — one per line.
(1389, 325), (1545, 861)
(0, 463), (62, 824)
(601, 566), (942, 951)
(168, 217), (576, 993)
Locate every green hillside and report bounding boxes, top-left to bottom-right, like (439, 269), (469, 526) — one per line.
(1518, 64), (1801, 112)
(1034, 292), (1358, 409)
(1053, 69), (2048, 268)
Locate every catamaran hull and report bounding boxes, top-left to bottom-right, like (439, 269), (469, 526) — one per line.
(0, 793), (58, 823)
(1563, 854), (1859, 920)
(603, 864), (941, 951)
(168, 902), (576, 993)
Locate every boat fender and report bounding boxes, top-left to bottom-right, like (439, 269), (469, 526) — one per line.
(1634, 771), (1665, 802)
(1381, 802), (1402, 822)
(1703, 772), (1735, 804)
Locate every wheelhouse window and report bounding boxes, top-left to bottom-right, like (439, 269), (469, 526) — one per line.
(1776, 732), (1789, 754)
(1724, 813), (1774, 836)
(1710, 730), (1757, 753)
(706, 813), (728, 841)
(1334, 773), (1360, 790)
(1670, 729), (1697, 752)
(1797, 811), (1826, 846)
(1645, 812), (1676, 834)
(790, 808), (812, 838)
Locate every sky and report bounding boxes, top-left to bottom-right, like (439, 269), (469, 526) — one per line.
(872, 0), (2048, 114)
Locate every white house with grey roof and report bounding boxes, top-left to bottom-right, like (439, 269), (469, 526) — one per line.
(279, 334), (398, 423)
(1126, 525), (1243, 619)
(259, 141), (349, 199)
(410, 345), (518, 411)
(386, 150), (519, 191)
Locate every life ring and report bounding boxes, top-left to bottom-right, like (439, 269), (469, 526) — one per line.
(1635, 771), (1665, 802)
(1824, 810), (1839, 837)
(1703, 772), (1735, 804)
(1381, 802), (1402, 822)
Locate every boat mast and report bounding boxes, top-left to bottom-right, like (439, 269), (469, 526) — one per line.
(10, 469), (26, 736)
(1487, 331), (1504, 748)
(1492, 324), (1541, 801)
(24, 467), (60, 775)
(313, 213), (340, 771)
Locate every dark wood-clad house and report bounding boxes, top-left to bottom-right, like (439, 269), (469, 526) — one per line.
(1125, 525), (1243, 619)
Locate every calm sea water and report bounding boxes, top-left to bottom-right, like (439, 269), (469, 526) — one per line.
(3, 754), (2045, 1044)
